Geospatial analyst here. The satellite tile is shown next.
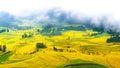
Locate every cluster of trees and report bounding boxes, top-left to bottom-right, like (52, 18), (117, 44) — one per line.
(37, 29), (41, 32)
(28, 42), (47, 55)
(37, 24), (87, 36)
(0, 45), (6, 52)
(107, 30), (120, 37)
(53, 46), (76, 52)
(0, 29), (9, 33)
(37, 26), (62, 36)
(22, 32), (33, 39)
(106, 30), (120, 43)
(36, 42), (47, 51)
(63, 25), (86, 31)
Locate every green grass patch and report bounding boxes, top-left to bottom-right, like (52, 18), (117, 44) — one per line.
(0, 51), (13, 64)
(56, 59), (108, 68)
(7, 41), (15, 44)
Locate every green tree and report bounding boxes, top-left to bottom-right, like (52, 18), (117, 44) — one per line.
(53, 46), (57, 51)
(0, 45), (2, 51)
(6, 29), (9, 32)
(37, 29), (40, 32)
(36, 43), (46, 51)
(22, 33), (27, 38)
(2, 45), (6, 52)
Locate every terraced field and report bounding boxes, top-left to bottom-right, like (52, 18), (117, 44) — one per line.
(0, 30), (119, 68)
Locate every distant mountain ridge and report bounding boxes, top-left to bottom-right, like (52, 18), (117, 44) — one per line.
(0, 8), (119, 34)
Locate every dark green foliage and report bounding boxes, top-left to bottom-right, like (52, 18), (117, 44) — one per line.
(0, 29), (9, 33)
(56, 59), (108, 68)
(53, 46), (57, 51)
(40, 27), (62, 36)
(0, 51), (13, 64)
(28, 32), (33, 37)
(22, 32), (33, 39)
(106, 30), (120, 43)
(0, 45), (2, 51)
(0, 29), (6, 33)
(0, 45), (7, 52)
(2, 45), (6, 52)
(36, 43), (46, 48)
(92, 27), (104, 33)
(91, 32), (102, 36)
(63, 25), (86, 31)
(37, 29), (40, 32)
(6, 29), (9, 32)
(22, 33), (27, 38)
(39, 24), (86, 36)
(107, 30), (119, 37)
(106, 37), (120, 43)
(36, 42), (47, 51)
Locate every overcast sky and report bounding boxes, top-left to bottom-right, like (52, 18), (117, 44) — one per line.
(0, 0), (120, 20)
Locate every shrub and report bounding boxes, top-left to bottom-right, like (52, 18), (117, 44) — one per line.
(2, 45), (6, 52)
(36, 42), (47, 51)
(53, 46), (57, 51)
(0, 45), (2, 51)
(22, 32), (34, 39)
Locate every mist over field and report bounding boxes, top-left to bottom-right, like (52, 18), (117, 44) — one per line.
(0, 0), (120, 68)
(0, 8), (120, 32)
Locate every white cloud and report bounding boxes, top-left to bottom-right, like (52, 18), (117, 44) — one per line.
(0, 0), (120, 20)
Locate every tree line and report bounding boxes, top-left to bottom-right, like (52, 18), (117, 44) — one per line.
(22, 32), (34, 39)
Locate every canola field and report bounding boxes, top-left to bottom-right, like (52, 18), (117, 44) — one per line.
(0, 29), (119, 68)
